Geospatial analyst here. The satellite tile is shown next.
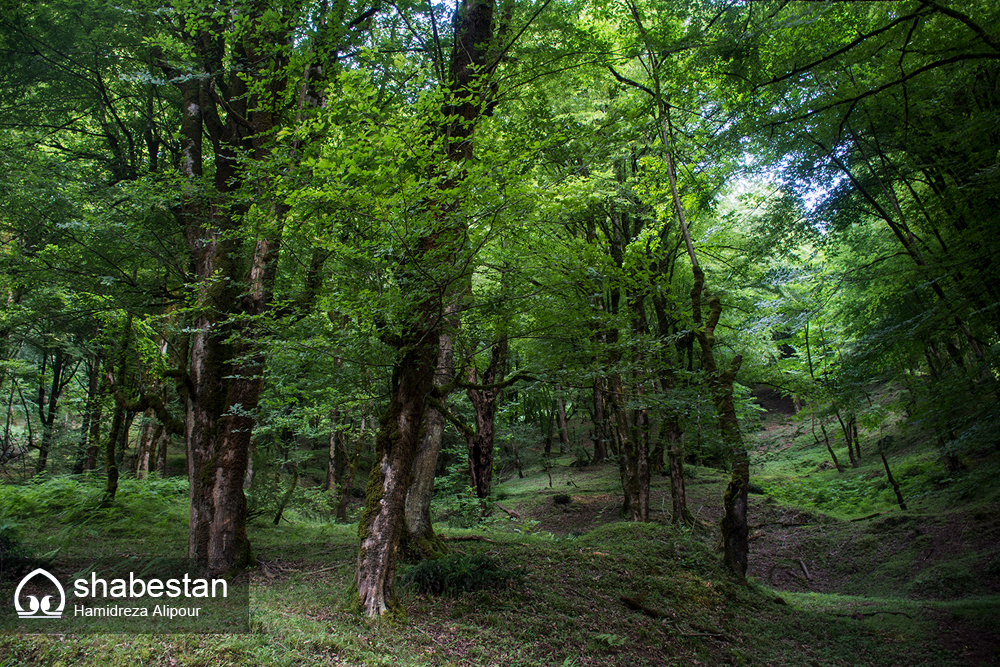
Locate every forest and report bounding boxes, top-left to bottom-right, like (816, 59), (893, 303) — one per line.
(1, 0), (999, 664)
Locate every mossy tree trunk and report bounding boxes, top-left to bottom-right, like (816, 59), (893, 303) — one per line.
(696, 288), (749, 580)
(161, 8), (304, 574)
(717, 355), (748, 580)
(404, 314), (458, 558)
(355, 0), (501, 617)
(356, 332), (440, 616)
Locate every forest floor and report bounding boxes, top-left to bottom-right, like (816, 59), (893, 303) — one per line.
(1, 403), (999, 666)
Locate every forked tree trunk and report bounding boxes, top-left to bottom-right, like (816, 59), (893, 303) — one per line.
(356, 333), (439, 616)
(836, 411), (858, 468)
(162, 11), (306, 573)
(355, 0), (500, 617)
(466, 336), (508, 499)
(405, 315), (458, 557)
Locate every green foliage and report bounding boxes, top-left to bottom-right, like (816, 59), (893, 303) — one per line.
(0, 474), (188, 554)
(400, 553), (524, 596)
(433, 436), (493, 529)
(764, 474), (887, 513)
(0, 521), (37, 580)
(437, 487), (486, 530)
(592, 633), (625, 648)
(906, 560), (979, 601)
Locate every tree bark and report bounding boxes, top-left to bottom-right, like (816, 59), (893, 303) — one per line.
(881, 450), (907, 511)
(73, 353), (103, 474)
(664, 417), (692, 525)
(160, 10), (308, 573)
(405, 323), (457, 557)
(135, 408), (155, 479)
(591, 378), (608, 463)
(103, 400), (126, 504)
(325, 409), (347, 492)
(464, 336), (508, 499)
(36, 347), (73, 472)
(356, 330), (440, 616)
(716, 356), (749, 581)
(555, 388), (570, 454)
(355, 0), (500, 617)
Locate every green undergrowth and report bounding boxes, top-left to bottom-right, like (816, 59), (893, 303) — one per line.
(0, 474), (189, 558)
(3, 514), (988, 667)
(2, 423), (998, 666)
(752, 412), (1000, 519)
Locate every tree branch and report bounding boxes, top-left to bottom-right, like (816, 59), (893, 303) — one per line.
(914, 0), (1000, 54)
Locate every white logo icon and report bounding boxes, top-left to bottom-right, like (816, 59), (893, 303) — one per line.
(13, 568), (66, 619)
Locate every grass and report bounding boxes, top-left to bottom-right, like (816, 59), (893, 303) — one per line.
(2, 410), (999, 666)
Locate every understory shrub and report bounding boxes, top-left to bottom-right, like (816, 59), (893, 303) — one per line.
(401, 554), (524, 596)
(0, 521), (42, 580)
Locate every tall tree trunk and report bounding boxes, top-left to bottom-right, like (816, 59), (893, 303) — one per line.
(103, 401), (126, 504)
(325, 409), (346, 492)
(73, 353), (103, 474)
(84, 391), (104, 472)
(355, 0), (500, 617)
(36, 347), (67, 472)
(356, 332), (440, 616)
(609, 374), (641, 519)
(555, 389), (570, 454)
(543, 407), (554, 456)
(135, 408), (156, 479)
(664, 417), (692, 525)
(591, 378), (608, 463)
(336, 414), (367, 523)
(167, 22), (290, 573)
(699, 292), (750, 580)
(185, 318), (259, 572)
(154, 424), (169, 477)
